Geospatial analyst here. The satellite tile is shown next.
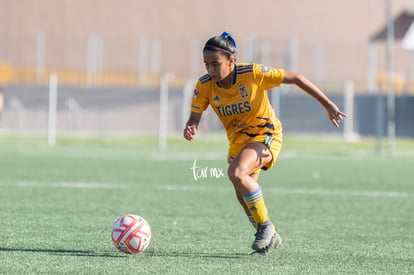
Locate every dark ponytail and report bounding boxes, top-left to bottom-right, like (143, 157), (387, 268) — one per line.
(203, 32), (237, 58)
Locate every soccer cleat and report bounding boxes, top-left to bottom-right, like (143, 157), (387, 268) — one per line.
(251, 220), (274, 250)
(250, 231), (282, 256)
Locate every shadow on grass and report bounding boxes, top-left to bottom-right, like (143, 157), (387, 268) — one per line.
(144, 249), (248, 259)
(0, 247), (125, 258)
(1, 247), (251, 259)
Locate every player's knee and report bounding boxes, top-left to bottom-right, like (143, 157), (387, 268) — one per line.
(227, 165), (246, 185)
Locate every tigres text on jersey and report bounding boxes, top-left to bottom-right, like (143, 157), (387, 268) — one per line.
(191, 63), (285, 145)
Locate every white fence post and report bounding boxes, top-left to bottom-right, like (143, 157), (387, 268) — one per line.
(158, 73), (175, 151)
(182, 78), (196, 128)
(48, 72), (58, 147)
(343, 81), (359, 141)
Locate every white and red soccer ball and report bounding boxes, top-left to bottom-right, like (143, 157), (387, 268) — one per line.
(111, 214), (152, 254)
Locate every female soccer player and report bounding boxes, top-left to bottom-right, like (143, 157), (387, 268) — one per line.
(183, 32), (346, 256)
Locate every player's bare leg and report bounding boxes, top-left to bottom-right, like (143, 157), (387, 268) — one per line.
(228, 142), (280, 253)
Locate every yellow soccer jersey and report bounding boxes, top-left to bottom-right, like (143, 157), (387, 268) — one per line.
(191, 63), (285, 145)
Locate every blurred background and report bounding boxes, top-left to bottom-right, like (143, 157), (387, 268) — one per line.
(0, 0), (413, 145)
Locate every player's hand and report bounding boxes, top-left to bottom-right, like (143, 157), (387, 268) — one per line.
(326, 104), (347, 128)
(184, 125), (197, 141)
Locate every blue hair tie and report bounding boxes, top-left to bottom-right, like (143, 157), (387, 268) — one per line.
(220, 31), (237, 49)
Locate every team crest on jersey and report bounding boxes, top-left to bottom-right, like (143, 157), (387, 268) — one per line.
(193, 89), (199, 98)
(238, 85), (249, 98)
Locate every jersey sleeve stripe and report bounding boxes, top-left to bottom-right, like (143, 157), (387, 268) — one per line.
(236, 64), (254, 74)
(199, 74), (212, 84)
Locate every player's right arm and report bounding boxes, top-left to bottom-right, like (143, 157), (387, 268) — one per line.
(282, 71), (347, 128)
(184, 112), (202, 141)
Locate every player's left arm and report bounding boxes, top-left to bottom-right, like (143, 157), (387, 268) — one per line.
(283, 71), (347, 128)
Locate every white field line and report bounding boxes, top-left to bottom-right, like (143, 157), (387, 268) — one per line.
(54, 182), (127, 189)
(155, 185), (410, 199)
(8, 181), (127, 189)
(267, 188), (409, 198)
(1, 181), (410, 199)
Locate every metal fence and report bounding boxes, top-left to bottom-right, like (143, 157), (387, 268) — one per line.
(1, 84), (413, 139)
(0, 33), (340, 89)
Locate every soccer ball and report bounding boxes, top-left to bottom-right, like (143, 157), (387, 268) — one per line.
(111, 214), (152, 254)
